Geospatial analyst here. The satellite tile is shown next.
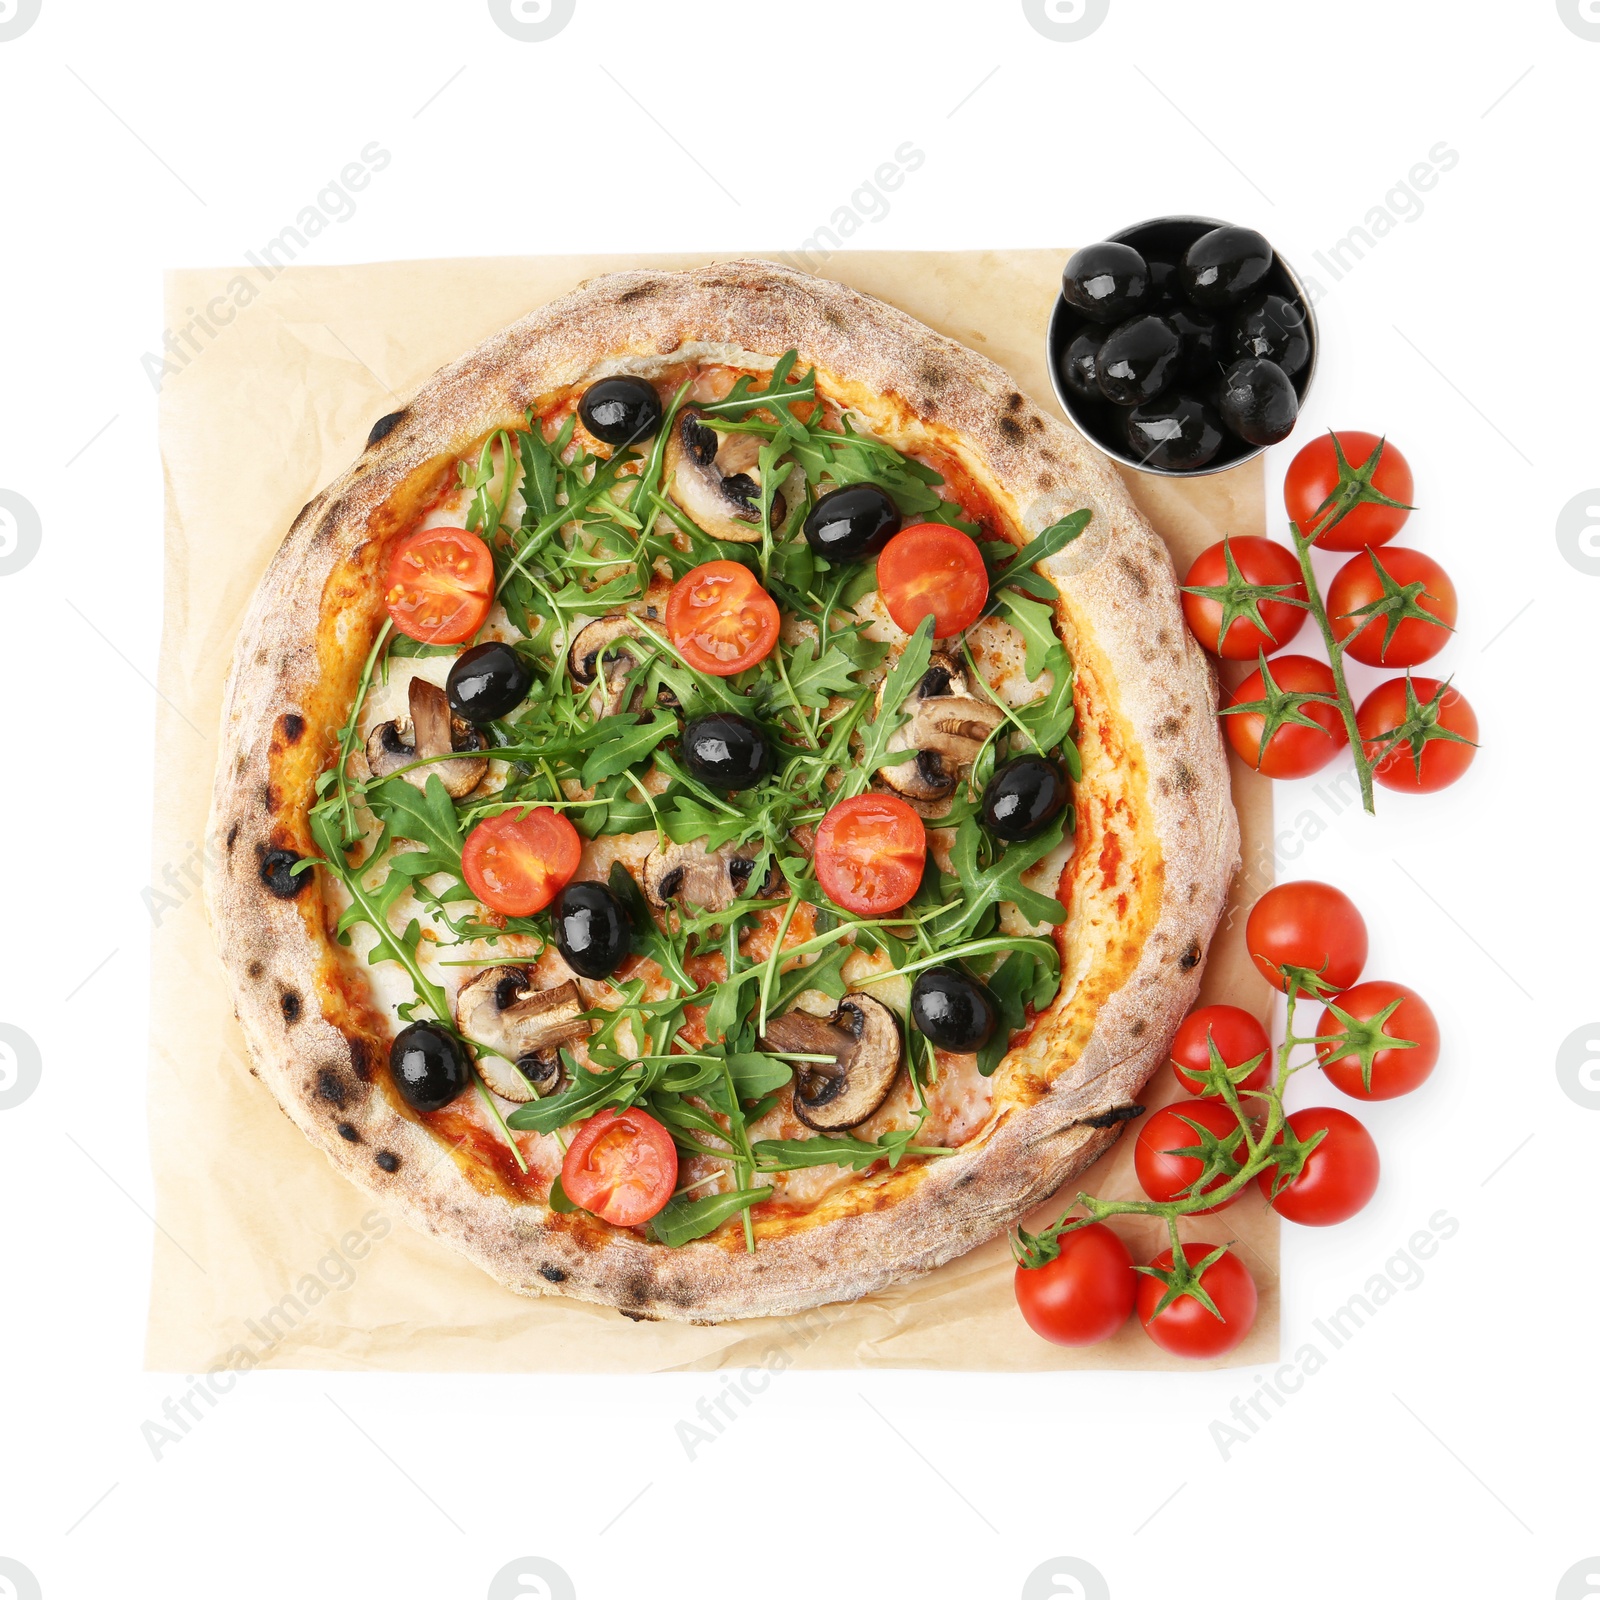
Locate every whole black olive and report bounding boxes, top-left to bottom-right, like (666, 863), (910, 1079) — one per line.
(1059, 324), (1112, 402)
(1179, 226), (1274, 309)
(802, 482), (901, 560)
(910, 966), (998, 1053)
(681, 712), (771, 791)
(1227, 293), (1310, 378)
(578, 376), (663, 446)
(1061, 242), (1150, 324)
(1125, 393), (1226, 472)
(981, 756), (1070, 841)
(553, 880), (633, 980)
(1163, 304), (1223, 385)
(389, 1021), (470, 1112)
(1218, 358), (1299, 446)
(447, 641), (533, 724)
(1096, 314), (1183, 406)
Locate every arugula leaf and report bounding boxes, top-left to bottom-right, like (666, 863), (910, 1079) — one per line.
(976, 948), (1056, 1077)
(937, 817), (1068, 945)
(993, 509), (1091, 588)
(580, 711), (676, 787)
(753, 1128), (945, 1172)
(839, 615), (935, 798)
(725, 1051), (795, 1098)
(782, 636), (863, 709)
(995, 589), (1061, 681)
(1012, 644), (1080, 767)
(650, 1186), (769, 1248)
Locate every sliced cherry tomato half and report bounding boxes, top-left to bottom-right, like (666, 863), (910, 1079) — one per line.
(813, 793), (927, 915)
(1181, 536), (1308, 660)
(384, 525), (494, 644)
(560, 1107), (679, 1227)
(876, 523), (989, 640)
(1357, 675), (1478, 793)
(1316, 980), (1440, 1100)
(1137, 1243), (1257, 1359)
(665, 560), (780, 676)
(461, 806), (581, 917)
(1327, 547), (1457, 668)
(1246, 881), (1368, 995)
(1259, 1106), (1379, 1226)
(1284, 431), (1414, 551)
(1170, 1004), (1273, 1096)
(1013, 1223), (1136, 1347)
(1223, 653), (1348, 778)
(1133, 1099), (1249, 1214)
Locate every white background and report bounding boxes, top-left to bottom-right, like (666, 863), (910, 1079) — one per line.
(1, 2), (1596, 1597)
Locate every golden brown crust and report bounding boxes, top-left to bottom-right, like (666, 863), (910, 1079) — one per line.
(205, 260), (1238, 1322)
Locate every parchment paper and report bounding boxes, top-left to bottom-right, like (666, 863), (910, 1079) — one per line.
(148, 250), (1277, 1373)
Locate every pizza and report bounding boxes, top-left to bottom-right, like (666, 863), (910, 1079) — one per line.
(206, 260), (1237, 1323)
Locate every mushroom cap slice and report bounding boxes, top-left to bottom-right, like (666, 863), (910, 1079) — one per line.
(642, 839), (778, 913)
(365, 676), (489, 799)
(878, 654), (1005, 802)
(665, 410), (788, 544)
(760, 994), (903, 1132)
(454, 966), (590, 1103)
(567, 614), (678, 717)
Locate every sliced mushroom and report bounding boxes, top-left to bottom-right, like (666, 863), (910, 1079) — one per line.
(665, 410), (788, 543)
(642, 838), (778, 913)
(567, 614), (679, 718)
(760, 993), (903, 1132)
(366, 676), (489, 798)
(454, 966), (591, 1103)
(877, 654), (1005, 802)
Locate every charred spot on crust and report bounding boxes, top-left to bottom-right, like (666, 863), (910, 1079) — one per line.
(336, 1121), (360, 1143)
(1028, 415), (1045, 433)
(1007, 392), (1024, 410)
(619, 1308), (657, 1323)
(1084, 1103), (1145, 1129)
(259, 847), (308, 899)
(998, 415), (1025, 442)
(248, 960), (264, 979)
(918, 363), (949, 389)
(616, 281), (659, 303)
(824, 307), (849, 332)
(539, 1264), (567, 1284)
(280, 712), (305, 744)
(1117, 555), (1151, 596)
(280, 989), (302, 1023)
(1130, 1017), (1147, 1037)
(347, 1036), (372, 1082)
(1180, 940), (1202, 970)
(1039, 472), (1056, 490)
(366, 410), (405, 448)
(1172, 760), (1196, 794)
(316, 1067), (347, 1108)
(375, 1150), (400, 1173)
(1157, 715), (1182, 739)
(226, 823), (240, 853)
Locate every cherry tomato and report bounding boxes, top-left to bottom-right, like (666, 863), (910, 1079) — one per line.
(560, 1107), (679, 1227)
(461, 806), (581, 917)
(1170, 1005), (1272, 1096)
(1013, 1222), (1136, 1347)
(1357, 676), (1478, 793)
(1316, 980), (1439, 1100)
(665, 560), (780, 676)
(1133, 1099), (1248, 1213)
(1259, 1106), (1379, 1226)
(1223, 654), (1348, 778)
(384, 526), (494, 644)
(1246, 881), (1368, 995)
(1137, 1243), (1257, 1359)
(1181, 536), (1307, 660)
(1284, 431), (1414, 551)
(1327, 547), (1456, 668)
(876, 523), (989, 640)
(812, 794), (927, 915)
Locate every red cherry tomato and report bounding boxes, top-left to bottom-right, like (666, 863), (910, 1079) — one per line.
(1013, 1223), (1136, 1347)
(1327, 547), (1457, 668)
(1133, 1099), (1249, 1213)
(1284, 431), (1414, 551)
(665, 560), (780, 676)
(1246, 881), (1368, 995)
(1137, 1243), (1258, 1359)
(1170, 1005), (1273, 1096)
(1316, 980), (1440, 1100)
(560, 1107), (679, 1227)
(812, 793), (927, 915)
(384, 525), (494, 644)
(1181, 536), (1308, 660)
(1223, 654), (1348, 778)
(461, 806), (582, 917)
(876, 523), (989, 640)
(1357, 676), (1478, 793)
(1259, 1106), (1379, 1226)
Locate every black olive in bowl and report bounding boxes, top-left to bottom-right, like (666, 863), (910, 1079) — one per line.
(681, 712), (771, 791)
(1227, 293), (1310, 378)
(1061, 242), (1149, 324)
(390, 1022), (470, 1112)
(554, 880), (633, 980)
(1218, 358), (1299, 446)
(578, 376), (663, 446)
(447, 641), (533, 724)
(1060, 325), (1112, 403)
(1096, 315), (1183, 407)
(802, 482), (901, 560)
(1125, 393), (1227, 473)
(1179, 226), (1274, 308)
(910, 966), (998, 1053)
(982, 757), (1070, 842)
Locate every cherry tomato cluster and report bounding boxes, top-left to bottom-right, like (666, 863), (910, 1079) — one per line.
(1013, 878), (1439, 1360)
(1181, 431), (1477, 798)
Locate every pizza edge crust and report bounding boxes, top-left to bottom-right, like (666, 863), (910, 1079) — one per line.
(204, 260), (1239, 1323)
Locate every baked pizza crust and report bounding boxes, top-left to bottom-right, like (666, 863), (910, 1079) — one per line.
(205, 260), (1239, 1322)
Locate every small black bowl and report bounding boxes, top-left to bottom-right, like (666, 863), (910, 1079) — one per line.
(1048, 215), (1319, 477)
